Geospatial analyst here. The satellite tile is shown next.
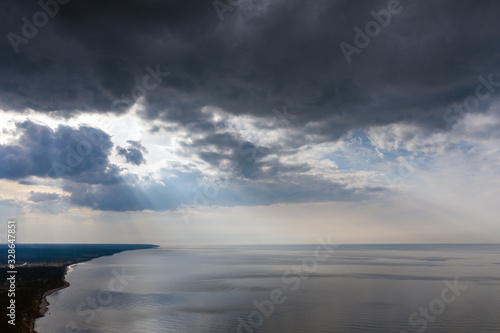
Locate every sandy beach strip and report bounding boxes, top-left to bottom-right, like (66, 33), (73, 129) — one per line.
(39, 280), (70, 316)
(38, 264), (75, 316)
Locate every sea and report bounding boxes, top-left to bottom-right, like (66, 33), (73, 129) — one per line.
(34, 244), (500, 333)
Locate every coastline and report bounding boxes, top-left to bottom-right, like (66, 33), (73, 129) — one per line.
(30, 264), (72, 333)
(38, 280), (70, 316)
(38, 264), (73, 316)
(31, 245), (159, 333)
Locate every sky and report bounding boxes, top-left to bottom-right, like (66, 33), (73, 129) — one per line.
(0, 0), (499, 245)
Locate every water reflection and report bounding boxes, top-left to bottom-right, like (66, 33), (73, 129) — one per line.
(35, 244), (500, 333)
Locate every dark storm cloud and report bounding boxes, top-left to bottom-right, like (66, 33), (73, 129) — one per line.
(117, 140), (148, 165)
(0, 120), (119, 183)
(2, 0), (499, 212)
(1, 0), (500, 139)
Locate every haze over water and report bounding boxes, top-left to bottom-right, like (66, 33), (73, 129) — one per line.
(35, 244), (500, 333)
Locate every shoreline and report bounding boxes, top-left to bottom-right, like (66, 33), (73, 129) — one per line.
(31, 246), (159, 332)
(38, 264), (73, 316)
(31, 264), (73, 333)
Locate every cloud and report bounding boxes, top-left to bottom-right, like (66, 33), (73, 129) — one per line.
(187, 132), (272, 179)
(61, 170), (383, 212)
(65, 171), (197, 211)
(0, 117), (385, 212)
(18, 179), (37, 185)
(1, 0), (499, 141)
(1, 0), (499, 216)
(28, 191), (60, 202)
(117, 140), (148, 165)
(0, 120), (119, 184)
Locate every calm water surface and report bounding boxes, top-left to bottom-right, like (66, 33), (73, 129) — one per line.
(35, 244), (500, 332)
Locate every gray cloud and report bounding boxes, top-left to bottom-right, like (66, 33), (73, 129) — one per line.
(1, 0), (499, 140)
(117, 140), (148, 165)
(186, 132), (272, 179)
(1, 120), (373, 212)
(28, 191), (59, 202)
(62, 170), (382, 212)
(64, 171), (197, 212)
(1, 0), (498, 212)
(0, 120), (119, 183)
